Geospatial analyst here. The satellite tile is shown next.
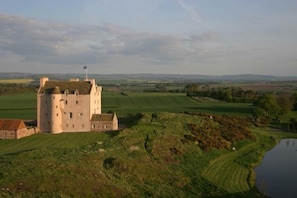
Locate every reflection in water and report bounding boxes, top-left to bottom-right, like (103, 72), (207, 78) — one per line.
(255, 139), (297, 198)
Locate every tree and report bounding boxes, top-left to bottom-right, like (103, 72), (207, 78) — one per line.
(290, 118), (296, 132)
(276, 93), (293, 114)
(254, 93), (281, 117)
(184, 84), (198, 96)
(291, 93), (297, 110)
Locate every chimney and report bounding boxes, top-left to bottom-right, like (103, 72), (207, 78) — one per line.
(40, 77), (49, 87)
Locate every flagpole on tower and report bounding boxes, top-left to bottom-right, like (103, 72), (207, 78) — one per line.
(83, 66), (88, 79)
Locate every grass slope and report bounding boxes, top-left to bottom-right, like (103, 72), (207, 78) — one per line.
(1, 112), (296, 197)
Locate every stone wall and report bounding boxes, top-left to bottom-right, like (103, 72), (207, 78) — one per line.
(0, 130), (16, 139)
(0, 127), (40, 140)
(16, 127), (40, 139)
(91, 121), (117, 131)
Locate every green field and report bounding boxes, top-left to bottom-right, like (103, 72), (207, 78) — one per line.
(0, 91), (253, 120)
(0, 91), (296, 197)
(0, 79), (34, 84)
(102, 91), (252, 117)
(0, 93), (36, 119)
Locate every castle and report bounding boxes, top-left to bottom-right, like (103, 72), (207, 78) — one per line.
(37, 77), (118, 133)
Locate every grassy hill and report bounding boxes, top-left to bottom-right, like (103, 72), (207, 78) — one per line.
(1, 112), (297, 197)
(0, 91), (296, 197)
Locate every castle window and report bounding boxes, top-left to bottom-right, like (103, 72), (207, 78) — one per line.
(82, 124), (84, 128)
(56, 113), (59, 116)
(65, 100), (68, 105)
(72, 124), (75, 128)
(69, 112), (73, 119)
(76, 100), (78, 104)
(66, 124), (68, 127)
(79, 113), (83, 116)
(56, 105), (58, 108)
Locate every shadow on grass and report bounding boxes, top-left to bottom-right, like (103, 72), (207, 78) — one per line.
(3, 148), (36, 157)
(104, 113), (144, 137)
(119, 113), (144, 127)
(103, 130), (120, 137)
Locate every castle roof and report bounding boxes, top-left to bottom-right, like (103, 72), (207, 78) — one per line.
(0, 120), (27, 130)
(39, 81), (92, 95)
(91, 114), (116, 121)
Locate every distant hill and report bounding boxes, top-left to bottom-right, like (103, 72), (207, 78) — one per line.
(0, 72), (297, 83)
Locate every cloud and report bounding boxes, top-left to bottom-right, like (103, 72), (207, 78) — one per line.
(0, 14), (218, 69)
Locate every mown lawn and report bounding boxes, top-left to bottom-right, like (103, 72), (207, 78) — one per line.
(0, 132), (109, 156)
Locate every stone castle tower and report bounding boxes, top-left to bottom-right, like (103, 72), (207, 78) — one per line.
(37, 77), (117, 133)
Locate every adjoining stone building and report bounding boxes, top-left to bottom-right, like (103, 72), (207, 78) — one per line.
(37, 77), (118, 133)
(0, 119), (39, 139)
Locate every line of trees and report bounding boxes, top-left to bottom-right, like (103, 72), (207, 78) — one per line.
(184, 84), (258, 103)
(0, 84), (36, 94)
(185, 84), (297, 116)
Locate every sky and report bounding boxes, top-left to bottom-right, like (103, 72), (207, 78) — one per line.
(0, 0), (296, 76)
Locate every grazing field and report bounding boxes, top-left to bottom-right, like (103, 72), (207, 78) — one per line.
(0, 93), (36, 119)
(102, 91), (253, 117)
(0, 92), (253, 120)
(0, 79), (34, 84)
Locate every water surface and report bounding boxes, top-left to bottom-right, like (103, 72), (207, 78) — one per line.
(255, 138), (297, 198)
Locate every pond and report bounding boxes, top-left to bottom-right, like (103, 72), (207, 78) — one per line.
(255, 138), (297, 198)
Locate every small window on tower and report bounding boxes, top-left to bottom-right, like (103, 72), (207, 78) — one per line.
(69, 112), (73, 119)
(76, 100), (78, 104)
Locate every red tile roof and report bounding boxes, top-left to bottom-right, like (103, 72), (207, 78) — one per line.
(0, 120), (27, 130)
